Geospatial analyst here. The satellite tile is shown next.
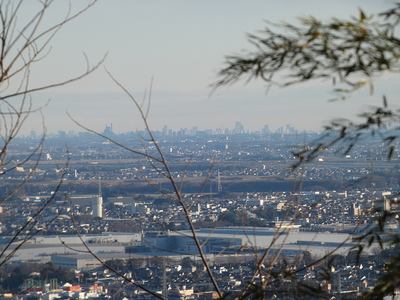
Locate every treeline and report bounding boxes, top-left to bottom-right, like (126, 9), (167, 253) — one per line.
(0, 262), (77, 292)
(6, 169), (399, 199)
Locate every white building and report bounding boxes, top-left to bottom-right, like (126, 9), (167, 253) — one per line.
(91, 195), (103, 218)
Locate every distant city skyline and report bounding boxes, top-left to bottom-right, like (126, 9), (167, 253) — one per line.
(26, 121), (320, 138)
(15, 1), (396, 136)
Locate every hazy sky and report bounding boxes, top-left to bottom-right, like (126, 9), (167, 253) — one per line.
(19, 1), (396, 135)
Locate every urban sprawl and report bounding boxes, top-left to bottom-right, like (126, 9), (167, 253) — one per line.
(0, 123), (398, 299)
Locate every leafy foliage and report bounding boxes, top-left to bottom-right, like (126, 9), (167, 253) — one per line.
(289, 95), (400, 170)
(214, 7), (400, 96)
(215, 5), (400, 168)
(214, 3), (400, 299)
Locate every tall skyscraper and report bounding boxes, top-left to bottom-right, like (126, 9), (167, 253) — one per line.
(233, 121), (244, 134)
(262, 125), (270, 135)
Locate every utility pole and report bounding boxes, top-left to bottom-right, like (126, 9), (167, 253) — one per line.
(162, 258), (168, 299)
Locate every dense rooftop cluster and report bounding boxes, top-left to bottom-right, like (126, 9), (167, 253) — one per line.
(0, 129), (399, 298)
